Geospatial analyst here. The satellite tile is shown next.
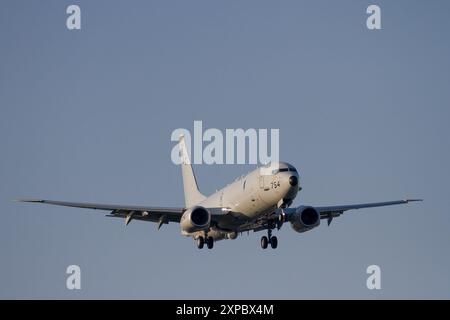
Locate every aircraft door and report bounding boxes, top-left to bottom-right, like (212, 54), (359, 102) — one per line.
(259, 175), (272, 191)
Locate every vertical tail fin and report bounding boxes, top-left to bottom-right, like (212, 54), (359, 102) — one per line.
(178, 134), (206, 208)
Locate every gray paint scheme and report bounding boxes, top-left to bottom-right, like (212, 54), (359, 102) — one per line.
(16, 135), (422, 248)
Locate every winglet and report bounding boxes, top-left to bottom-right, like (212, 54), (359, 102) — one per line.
(14, 198), (44, 203)
(405, 199), (423, 203)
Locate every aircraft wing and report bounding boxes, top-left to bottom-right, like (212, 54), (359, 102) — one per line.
(316, 199), (422, 225)
(238, 199), (422, 232)
(16, 198), (185, 228)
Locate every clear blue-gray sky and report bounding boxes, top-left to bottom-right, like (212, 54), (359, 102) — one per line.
(1, 0), (449, 299)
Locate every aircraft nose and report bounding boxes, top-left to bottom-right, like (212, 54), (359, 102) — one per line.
(289, 176), (298, 187)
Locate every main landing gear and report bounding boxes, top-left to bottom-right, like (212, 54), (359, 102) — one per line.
(196, 235), (214, 249)
(261, 228), (278, 250)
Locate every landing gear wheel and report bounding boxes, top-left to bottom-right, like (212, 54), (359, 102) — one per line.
(196, 236), (204, 249)
(261, 236), (269, 249)
(206, 236), (214, 249)
(270, 236), (278, 249)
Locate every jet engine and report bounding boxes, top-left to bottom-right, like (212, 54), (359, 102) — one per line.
(180, 206), (211, 234)
(290, 206), (320, 233)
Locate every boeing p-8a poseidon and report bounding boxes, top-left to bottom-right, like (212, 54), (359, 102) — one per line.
(18, 135), (422, 250)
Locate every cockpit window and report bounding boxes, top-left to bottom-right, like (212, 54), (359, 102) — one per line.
(272, 167), (296, 174)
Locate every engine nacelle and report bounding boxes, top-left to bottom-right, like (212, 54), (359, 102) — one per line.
(290, 206), (320, 233)
(180, 206), (211, 234)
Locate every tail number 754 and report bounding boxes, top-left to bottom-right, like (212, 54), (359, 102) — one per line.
(270, 180), (280, 189)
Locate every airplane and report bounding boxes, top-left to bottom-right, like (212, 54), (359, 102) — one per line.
(17, 135), (422, 250)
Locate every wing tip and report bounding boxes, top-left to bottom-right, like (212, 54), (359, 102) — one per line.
(14, 198), (44, 203)
(405, 198), (423, 203)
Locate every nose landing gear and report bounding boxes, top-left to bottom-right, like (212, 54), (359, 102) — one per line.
(261, 236), (269, 249)
(261, 228), (278, 250)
